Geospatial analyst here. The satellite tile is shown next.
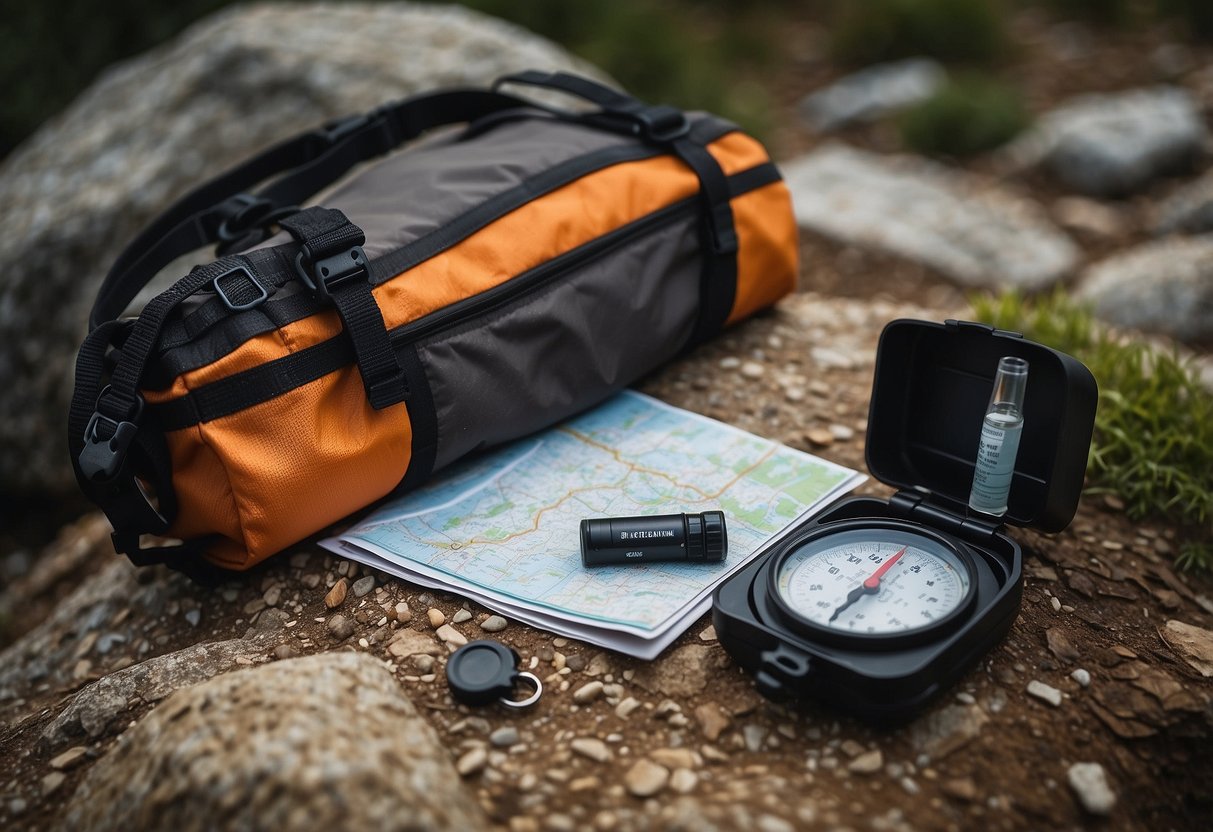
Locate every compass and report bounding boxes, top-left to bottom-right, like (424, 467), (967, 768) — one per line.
(768, 523), (977, 649)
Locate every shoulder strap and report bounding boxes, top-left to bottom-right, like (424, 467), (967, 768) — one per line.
(90, 89), (533, 330)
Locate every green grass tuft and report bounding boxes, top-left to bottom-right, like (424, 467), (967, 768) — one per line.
(899, 74), (1030, 158)
(971, 290), (1213, 571)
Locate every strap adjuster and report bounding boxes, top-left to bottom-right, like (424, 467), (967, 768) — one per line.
(630, 105), (690, 142)
(212, 264), (268, 312)
(294, 245), (370, 301)
(78, 386), (144, 482)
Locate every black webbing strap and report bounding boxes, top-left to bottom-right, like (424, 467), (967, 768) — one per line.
(89, 89), (533, 331)
(495, 71), (739, 343)
(279, 207), (407, 410)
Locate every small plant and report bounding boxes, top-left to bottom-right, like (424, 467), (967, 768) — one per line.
(971, 290), (1213, 571)
(899, 74), (1030, 158)
(829, 0), (1010, 67)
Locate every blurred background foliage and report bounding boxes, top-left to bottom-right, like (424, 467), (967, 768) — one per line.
(4, 0), (1213, 160)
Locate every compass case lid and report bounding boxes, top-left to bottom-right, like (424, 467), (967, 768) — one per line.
(865, 319), (1098, 533)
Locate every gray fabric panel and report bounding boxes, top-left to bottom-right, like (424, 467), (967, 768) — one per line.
(420, 216), (701, 471)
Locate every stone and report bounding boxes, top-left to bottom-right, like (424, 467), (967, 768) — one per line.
(1052, 196), (1126, 239)
(393, 601), (412, 623)
(669, 768), (698, 794)
(456, 746), (488, 777)
(632, 645), (713, 697)
(743, 724), (767, 752)
(0, 2), (602, 493)
(1067, 762), (1117, 815)
(1071, 668), (1092, 688)
(435, 624), (467, 647)
(805, 428), (834, 448)
(42, 638), (268, 747)
(1046, 627), (1082, 664)
(614, 697), (642, 719)
(49, 746), (88, 771)
(571, 737), (611, 763)
(385, 629), (442, 658)
(694, 703), (731, 741)
(799, 58), (946, 132)
(848, 749), (883, 774)
(908, 704), (990, 759)
(324, 578), (348, 609)
(490, 726), (520, 748)
(1027, 680), (1063, 707)
(624, 760), (669, 798)
(740, 361), (765, 379)
(452, 609), (473, 624)
(480, 615), (508, 632)
(428, 608), (446, 628)
(649, 748), (699, 770)
(351, 575), (375, 598)
(1158, 619), (1213, 677)
(1076, 236), (1213, 344)
(62, 653), (487, 830)
(326, 614), (355, 641)
(573, 681), (605, 704)
(782, 144), (1077, 292)
(1004, 86), (1207, 196)
(1154, 169), (1213, 235)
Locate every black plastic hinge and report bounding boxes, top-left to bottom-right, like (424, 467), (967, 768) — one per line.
(889, 490), (1001, 545)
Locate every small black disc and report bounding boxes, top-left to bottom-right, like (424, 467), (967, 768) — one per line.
(446, 640), (522, 706)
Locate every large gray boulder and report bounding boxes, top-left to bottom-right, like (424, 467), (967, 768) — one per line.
(0, 1), (600, 494)
(1003, 86), (1208, 197)
(62, 651), (489, 831)
(781, 143), (1078, 291)
(1076, 235), (1213, 344)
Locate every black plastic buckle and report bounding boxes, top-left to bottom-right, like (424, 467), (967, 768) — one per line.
(79, 386), (144, 482)
(631, 105), (690, 142)
(216, 194), (276, 244)
(294, 245), (370, 301)
(212, 264), (268, 312)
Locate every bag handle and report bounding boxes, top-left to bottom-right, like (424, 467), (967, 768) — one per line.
(89, 89), (533, 330)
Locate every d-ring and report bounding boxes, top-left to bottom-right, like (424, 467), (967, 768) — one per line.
(499, 671), (542, 708)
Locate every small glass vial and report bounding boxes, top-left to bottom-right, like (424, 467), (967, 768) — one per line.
(969, 356), (1029, 517)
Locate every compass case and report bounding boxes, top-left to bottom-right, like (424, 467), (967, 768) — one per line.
(712, 319), (1097, 719)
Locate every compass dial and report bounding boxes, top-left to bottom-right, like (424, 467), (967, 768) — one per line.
(772, 525), (974, 641)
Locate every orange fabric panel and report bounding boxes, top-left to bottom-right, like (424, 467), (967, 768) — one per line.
(706, 131), (774, 177)
(167, 367), (412, 569)
(726, 179), (799, 326)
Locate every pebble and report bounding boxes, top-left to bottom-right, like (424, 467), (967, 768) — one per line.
(352, 575), (375, 598)
(184, 609), (201, 627)
(828, 424), (854, 441)
(490, 726), (521, 747)
(41, 772), (66, 796)
(740, 361), (765, 379)
(571, 737), (611, 762)
(324, 578), (348, 609)
(743, 724), (768, 752)
(1027, 680), (1063, 707)
(624, 759), (669, 797)
(573, 681), (605, 704)
(436, 624), (467, 646)
(49, 746), (88, 771)
(263, 586), (282, 607)
(456, 746), (488, 776)
(650, 748), (699, 770)
(784, 387), (806, 403)
(694, 703), (731, 741)
(393, 601), (411, 622)
(1068, 762), (1117, 815)
(271, 644), (298, 660)
(615, 697), (642, 719)
(848, 749), (883, 774)
(452, 609), (473, 624)
(413, 654), (435, 673)
(1051, 596), (1062, 612)
(427, 608), (445, 628)
(1071, 668), (1091, 688)
(670, 768), (698, 794)
(480, 615), (508, 632)
(719, 357), (741, 369)
(326, 614), (355, 641)
(805, 428), (834, 448)
(565, 654), (586, 672)
(8, 798), (26, 816)
(698, 625), (717, 642)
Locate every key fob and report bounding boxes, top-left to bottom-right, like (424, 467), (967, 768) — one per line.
(446, 640), (542, 708)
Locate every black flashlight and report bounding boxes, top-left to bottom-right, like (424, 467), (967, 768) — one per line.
(580, 511), (727, 567)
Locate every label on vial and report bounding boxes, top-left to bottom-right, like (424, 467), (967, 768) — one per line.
(969, 419), (1022, 513)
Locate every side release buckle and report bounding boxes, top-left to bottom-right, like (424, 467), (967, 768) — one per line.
(294, 245), (370, 301)
(79, 387), (144, 482)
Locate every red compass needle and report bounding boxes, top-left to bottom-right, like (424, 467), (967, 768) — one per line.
(862, 545), (908, 590)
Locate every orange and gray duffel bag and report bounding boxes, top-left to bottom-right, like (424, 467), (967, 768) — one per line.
(69, 71), (798, 576)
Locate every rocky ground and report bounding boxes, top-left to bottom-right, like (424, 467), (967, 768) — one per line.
(3, 3), (1213, 831)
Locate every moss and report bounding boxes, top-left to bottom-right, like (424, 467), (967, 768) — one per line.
(899, 74), (1030, 158)
(829, 0), (1010, 67)
(972, 290), (1213, 571)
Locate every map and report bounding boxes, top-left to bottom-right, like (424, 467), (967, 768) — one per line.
(327, 391), (863, 658)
